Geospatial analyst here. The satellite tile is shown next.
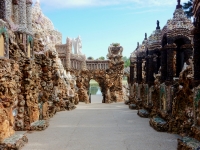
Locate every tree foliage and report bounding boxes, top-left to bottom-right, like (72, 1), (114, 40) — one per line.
(87, 57), (94, 60)
(183, 0), (193, 18)
(98, 56), (105, 60)
(123, 56), (130, 68)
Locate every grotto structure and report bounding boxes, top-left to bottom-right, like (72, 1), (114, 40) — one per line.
(0, 0), (126, 149)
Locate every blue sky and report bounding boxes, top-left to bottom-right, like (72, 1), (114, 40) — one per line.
(33, 0), (189, 59)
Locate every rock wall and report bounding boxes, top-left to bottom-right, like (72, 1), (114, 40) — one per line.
(0, 1), (78, 146)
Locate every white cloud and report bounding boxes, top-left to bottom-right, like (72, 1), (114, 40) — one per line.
(33, 0), (190, 8)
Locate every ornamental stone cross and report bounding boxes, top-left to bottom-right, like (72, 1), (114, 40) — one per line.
(176, 0), (182, 9)
(156, 20), (160, 30)
(178, 0), (181, 5)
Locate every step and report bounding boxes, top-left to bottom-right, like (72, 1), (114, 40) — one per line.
(138, 109), (149, 118)
(129, 104), (137, 110)
(149, 116), (168, 132)
(0, 133), (28, 149)
(30, 120), (49, 131)
(177, 136), (200, 150)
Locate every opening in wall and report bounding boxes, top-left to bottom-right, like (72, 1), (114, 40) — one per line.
(27, 42), (31, 58)
(0, 34), (5, 57)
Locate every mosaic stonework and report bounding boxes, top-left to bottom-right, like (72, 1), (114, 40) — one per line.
(162, 8), (193, 40)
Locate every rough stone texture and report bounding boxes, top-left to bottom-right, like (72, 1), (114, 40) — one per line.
(22, 102), (179, 150)
(177, 136), (200, 150)
(0, 133), (28, 150)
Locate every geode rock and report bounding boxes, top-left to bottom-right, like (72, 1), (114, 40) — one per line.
(177, 136), (200, 150)
(138, 109), (149, 118)
(149, 116), (168, 132)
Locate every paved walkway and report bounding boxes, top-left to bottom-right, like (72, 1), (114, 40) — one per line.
(23, 97), (179, 150)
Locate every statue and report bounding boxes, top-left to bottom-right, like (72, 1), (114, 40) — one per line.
(145, 33), (147, 40)
(176, 0), (182, 9)
(178, 0), (180, 5)
(156, 20), (160, 30)
(72, 36), (82, 54)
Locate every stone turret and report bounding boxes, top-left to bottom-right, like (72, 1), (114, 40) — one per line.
(26, 0), (33, 33)
(18, 0), (27, 31)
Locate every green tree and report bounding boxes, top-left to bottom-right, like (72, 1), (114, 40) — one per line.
(123, 56), (130, 68)
(87, 57), (94, 60)
(98, 56), (105, 60)
(183, 0), (193, 18)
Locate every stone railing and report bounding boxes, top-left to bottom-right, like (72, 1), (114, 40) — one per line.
(86, 60), (110, 70)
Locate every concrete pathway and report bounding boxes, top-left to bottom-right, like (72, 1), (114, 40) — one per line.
(23, 97), (179, 150)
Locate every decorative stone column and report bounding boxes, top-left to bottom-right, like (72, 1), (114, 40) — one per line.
(193, 27), (200, 85)
(26, 0), (33, 33)
(166, 44), (177, 84)
(147, 55), (154, 86)
(81, 57), (87, 70)
(145, 56), (149, 84)
(0, 0), (6, 20)
(137, 57), (143, 84)
(181, 44), (193, 62)
(160, 48), (167, 83)
(66, 38), (71, 70)
(12, 0), (19, 25)
(153, 54), (158, 74)
(5, 0), (12, 21)
(130, 63), (134, 85)
(18, 0), (27, 31)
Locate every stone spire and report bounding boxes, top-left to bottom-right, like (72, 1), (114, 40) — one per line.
(156, 20), (160, 30)
(35, 0), (40, 7)
(176, 0), (182, 9)
(137, 42), (139, 49)
(144, 33), (147, 40)
(26, 0), (33, 4)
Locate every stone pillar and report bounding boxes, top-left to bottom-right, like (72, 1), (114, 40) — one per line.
(66, 38), (71, 70)
(166, 44), (176, 84)
(13, 1), (19, 24)
(133, 62), (137, 82)
(137, 57), (143, 84)
(145, 57), (149, 84)
(160, 48), (167, 83)
(181, 44), (193, 62)
(147, 55), (154, 86)
(130, 63), (134, 85)
(0, 0), (6, 20)
(5, 0), (12, 21)
(18, 0), (27, 31)
(26, 0), (32, 33)
(153, 54), (158, 74)
(193, 28), (200, 85)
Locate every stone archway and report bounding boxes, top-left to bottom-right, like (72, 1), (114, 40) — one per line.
(89, 79), (103, 103)
(76, 69), (107, 104)
(73, 43), (125, 104)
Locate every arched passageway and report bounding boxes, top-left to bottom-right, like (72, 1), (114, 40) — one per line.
(89, 79), (103, 103)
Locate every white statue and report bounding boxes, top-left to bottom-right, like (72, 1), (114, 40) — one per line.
(65, 71), (72, 80)
(72, 36), (82, 54)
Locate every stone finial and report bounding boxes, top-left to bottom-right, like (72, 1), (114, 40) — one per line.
(156, 20), (160, 30)
(137, 42), (139, 48)
(26, 0), (33, 5)
(145, 33), (147, 40)
(176, 0), (182, 9)
(12, 0), (19, 5)
(35, 0), (40, 5)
